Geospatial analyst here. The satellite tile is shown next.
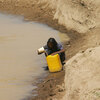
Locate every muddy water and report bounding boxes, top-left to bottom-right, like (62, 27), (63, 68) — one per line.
(0, 13), (60, 100)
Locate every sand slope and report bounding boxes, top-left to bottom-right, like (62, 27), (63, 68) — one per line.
(63, 46), (100, 100)
(54, 0), (100, 33)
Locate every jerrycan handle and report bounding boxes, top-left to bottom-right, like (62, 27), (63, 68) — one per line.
(44, 50), (48, 56)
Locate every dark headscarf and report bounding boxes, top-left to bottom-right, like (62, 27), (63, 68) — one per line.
(47, 38), (58, 51)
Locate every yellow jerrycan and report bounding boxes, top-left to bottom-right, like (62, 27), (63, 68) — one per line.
(46, 54), (62, 72)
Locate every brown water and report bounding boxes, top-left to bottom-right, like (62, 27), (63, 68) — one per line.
(0, 13), (60, 100)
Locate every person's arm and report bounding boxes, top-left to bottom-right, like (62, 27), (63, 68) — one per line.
(51, 49), (65, 56)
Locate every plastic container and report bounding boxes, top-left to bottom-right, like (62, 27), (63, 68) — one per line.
(37, 47), (45, 54)
(46, 54), (62, 72)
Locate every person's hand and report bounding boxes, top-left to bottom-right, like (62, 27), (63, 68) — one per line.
(37, 50), (42, 55)
(51, 52), (57, 56)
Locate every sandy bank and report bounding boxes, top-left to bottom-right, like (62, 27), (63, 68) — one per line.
(62, 27), (100, 100)
(0, 0), (100, 100)
(63, 46), (100, 100)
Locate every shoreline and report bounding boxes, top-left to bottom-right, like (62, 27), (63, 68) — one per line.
(0, 1), (68, 100)
(1, 0), (100, 100)
(29, 70), (65, 100)
(0, 1), (83, 100)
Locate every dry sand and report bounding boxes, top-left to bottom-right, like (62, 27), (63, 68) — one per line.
(63, 46), (100, 100)
(0, 0), (100, 100)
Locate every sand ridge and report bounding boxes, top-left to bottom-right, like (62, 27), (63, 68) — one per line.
(63, 46), (100, 100)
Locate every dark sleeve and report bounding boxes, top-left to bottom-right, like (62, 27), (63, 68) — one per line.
(57, 44), (63, 50)
(43, 45), (52, 55)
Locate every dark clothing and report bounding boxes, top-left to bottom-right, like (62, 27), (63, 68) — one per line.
(44, 43), (65, 62)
